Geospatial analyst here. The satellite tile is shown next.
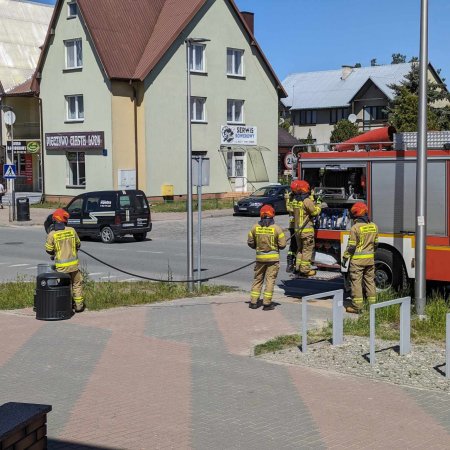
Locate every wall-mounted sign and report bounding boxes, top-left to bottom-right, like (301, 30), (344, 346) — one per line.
(45, 131), (104, 150)
(6, 140), (41, 154)
(27, 141), (41, 154)
(221, 125), (257, 146)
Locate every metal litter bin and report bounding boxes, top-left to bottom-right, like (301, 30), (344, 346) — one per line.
(16, 197), (30, 221)
(37, 263), (55, 275)
(35, 272), (73, 321)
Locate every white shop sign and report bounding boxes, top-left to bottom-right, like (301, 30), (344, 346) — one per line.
(221, 125), (257, 146)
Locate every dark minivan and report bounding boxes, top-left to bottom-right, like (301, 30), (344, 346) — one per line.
(44, 190), (152, 243)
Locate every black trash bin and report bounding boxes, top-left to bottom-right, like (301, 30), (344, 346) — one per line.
(16, 197), (30, 221)
(35, 272), (73, 321)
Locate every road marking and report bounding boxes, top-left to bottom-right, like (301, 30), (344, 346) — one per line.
(25, 266), (38, 270)
(100, 275), (117, 280)
(9, 264), (29, 267)
(88, 272), (104, 276)
(137, 250), (163, 254)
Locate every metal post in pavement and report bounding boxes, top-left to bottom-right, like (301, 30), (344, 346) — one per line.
(197, 156), (203, 290)
(415, 0), (428, 317)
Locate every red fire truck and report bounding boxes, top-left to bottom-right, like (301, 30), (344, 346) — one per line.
(295, 128), (450, 290)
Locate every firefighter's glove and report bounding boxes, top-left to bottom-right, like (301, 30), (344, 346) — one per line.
(341, 257), (348, 268)
(50, 255), (55, 261)
(316, 195), (323, 205)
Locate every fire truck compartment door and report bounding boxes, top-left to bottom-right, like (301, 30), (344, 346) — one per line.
(371, 161), (446, 236)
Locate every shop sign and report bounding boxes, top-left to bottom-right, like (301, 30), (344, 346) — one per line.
(6, 141), (28, 154)
(221, 125), (257, 146)
(27, 141), (41, 154)
(45, 131), (104, 150)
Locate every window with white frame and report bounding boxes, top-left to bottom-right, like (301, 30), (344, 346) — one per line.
(68, 2), (77, 18)
(66, 95), (84, 121)
(227, 99), (244, 123)
(191, 97), (206, 122)
(227, 48), (244, 76)
(65, 39), (82, 69)
(189, 44), (206, 72)
(67, 152), (86, 186)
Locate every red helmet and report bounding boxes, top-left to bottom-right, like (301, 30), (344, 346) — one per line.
(290, 180), (310, 194)
(260, 204), (275, 219)
(52, 208), (70, 223)
(350, 202), (369, 218)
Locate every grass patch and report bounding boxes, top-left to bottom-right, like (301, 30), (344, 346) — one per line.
(151, 198), (235, 213)
(255, 290), (450, 355)
(0, 276), (233, 311)
(31, 201), (64, 209)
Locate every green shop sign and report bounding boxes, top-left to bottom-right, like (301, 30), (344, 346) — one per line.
(26, 141), (41, 154)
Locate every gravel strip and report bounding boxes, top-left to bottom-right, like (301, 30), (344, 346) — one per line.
(260, 336), (450, 393)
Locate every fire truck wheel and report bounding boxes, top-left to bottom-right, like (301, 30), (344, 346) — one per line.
(375, 248), (407, 292)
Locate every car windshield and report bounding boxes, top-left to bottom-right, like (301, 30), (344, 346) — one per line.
(251, 187), (279, 197)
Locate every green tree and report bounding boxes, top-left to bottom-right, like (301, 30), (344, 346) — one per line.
(387, 62), (450, 131)
(279, 116), (292, 131)
(391, 53), (407, 64)
(354, 62), (362, 68)
(330, 120), (360, 143)
(370, 58), (378, 67)
(388, 87), (440, 131)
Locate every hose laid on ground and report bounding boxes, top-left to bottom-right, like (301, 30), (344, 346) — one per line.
(79, 228), (299, 284)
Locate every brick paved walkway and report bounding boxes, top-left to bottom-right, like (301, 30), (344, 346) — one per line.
(1, 292), (450, 449)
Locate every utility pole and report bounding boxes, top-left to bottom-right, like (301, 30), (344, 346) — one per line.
(415, 0), (428, 317)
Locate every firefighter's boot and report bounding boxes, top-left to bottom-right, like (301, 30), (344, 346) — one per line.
(249, 302), (258, 310)
(73, 301), (85, 313)
(263, 303), (275, 311)
(286, 255), (295, 273)
(345, 305), (362, 314)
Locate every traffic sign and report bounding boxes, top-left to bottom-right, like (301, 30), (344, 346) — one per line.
(284, 153), (297, 170)
(3, 164), (16, 179)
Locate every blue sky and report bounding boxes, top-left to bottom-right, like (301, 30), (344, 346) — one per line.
(34, 0), (450, 83)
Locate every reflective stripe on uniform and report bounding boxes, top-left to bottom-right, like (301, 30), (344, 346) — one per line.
(256, 254), (280, 261)
(296, 227), (315, 233)
(55, 259), (79, 268)
(352, 297), (364, 305)
(352, 253), (374, 259)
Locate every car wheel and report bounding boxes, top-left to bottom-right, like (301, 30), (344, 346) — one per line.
(45, 223), (54, 234)
(133, 232), (147, 242)
(100, 226), (116, 244)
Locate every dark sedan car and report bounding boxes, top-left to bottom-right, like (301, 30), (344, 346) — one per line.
(234, 185), (290, 216)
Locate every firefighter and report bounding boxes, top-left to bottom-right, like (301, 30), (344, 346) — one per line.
(247, 204), (286, 310)
(285, 189), (297, 272)
(291, 180), (321, 276)
(45, 208), (85, 313)
(342, 202), (379, 314)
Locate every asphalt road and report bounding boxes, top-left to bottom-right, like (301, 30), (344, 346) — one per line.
(0, 214), (343, 296)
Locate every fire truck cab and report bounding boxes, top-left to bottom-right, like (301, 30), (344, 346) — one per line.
(296, 133), (450, 290)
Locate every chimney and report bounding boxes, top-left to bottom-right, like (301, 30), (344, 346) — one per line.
(341, 65), (353, 80)
(241, 11), (254, 35)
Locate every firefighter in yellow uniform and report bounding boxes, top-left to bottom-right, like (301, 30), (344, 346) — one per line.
(342, 202), (379, 314)
(247, 204), (286, 310)
(45, 208), (85, 313)
(290, 180), (321, 276)
(284, 189), (297, 273)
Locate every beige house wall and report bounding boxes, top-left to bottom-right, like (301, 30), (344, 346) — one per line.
(143, 0), (279, 196)
(39, 4), (113, 197)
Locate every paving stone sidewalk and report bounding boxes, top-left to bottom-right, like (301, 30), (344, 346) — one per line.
(0, 292), (449, 449)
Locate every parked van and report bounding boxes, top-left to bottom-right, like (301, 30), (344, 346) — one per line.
(44, 190), (152, 243)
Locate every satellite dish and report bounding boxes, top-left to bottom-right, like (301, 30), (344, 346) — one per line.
(348, 114), (357, 124)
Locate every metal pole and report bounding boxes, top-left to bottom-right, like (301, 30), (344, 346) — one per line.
(11, 120), (15, 221)
(197, 157), (202, 290)
(415, 0), (428, 317)
(186, 40), (194, 290)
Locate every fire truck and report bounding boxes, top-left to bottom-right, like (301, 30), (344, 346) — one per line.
(294, 127), (450, 290)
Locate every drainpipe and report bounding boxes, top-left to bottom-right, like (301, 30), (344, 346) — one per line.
(130, 81), (139, 190)
(38, 96), (45, 197)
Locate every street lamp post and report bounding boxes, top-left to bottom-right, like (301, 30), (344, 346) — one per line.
(415, 0), (429, 317)
(185, 37), (210, 291)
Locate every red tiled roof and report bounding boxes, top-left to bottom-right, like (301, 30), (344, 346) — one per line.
(35, 0), (286, 96)
(5, 77), (35, 96)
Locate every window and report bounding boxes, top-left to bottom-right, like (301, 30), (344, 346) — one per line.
(330, 108), (349, 124)
(191, 97), (206, 122)
(67, 197), (83, 214)
(68, 2), (77, 18)
(67, 152), (85, 186)
(227, 48), (244, 76)
(66, 95), (84, 121)
(297, 110), (317, 125)
(65, 39), (82, 69)
(363, 106), (388, 130)
(227, 99), (244, 123)
(189, 44), (206, 72)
